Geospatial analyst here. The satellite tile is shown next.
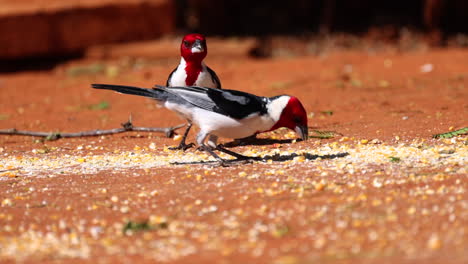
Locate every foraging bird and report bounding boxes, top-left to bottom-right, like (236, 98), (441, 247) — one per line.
(166, 33), (221, 150)
(92, 84), (308, 166)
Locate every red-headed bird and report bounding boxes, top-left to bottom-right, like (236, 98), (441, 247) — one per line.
(166, 33), (221, 150)
(92, 84), (308, 166)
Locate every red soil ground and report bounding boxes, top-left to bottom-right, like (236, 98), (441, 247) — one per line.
(0, 37), (467, 263)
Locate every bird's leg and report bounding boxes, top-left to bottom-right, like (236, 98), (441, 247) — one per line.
(209, 134), (261, 161)
(193, 132), (222, 164)
(169, 123), (194, 151)
(197, 133), (258, 166)
(216, 145), (263, 161)
(200, 145), (230, 167)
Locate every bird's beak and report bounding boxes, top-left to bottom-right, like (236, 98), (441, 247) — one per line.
(295, 125), (309, 140)
(191, 39), (204, 53)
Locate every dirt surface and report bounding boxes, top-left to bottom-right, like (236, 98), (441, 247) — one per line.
(0, 37), (467, 263)
(0, 0), (174, 59)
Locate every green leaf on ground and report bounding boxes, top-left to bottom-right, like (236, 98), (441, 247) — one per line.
(123, 221), (152, 233)
(87, 101), (110, 110)
(122, 220), (168, 234)
(45, 133), (61, 141)
(0, 114), (10, 120)
(309, 130), (339, 139)
(433, 127), (468, 139)
(66, 63), (105, 77)
(321, 110), (334, 116)
(272, 225), (290, 238)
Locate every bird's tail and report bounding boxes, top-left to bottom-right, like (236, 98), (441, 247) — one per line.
(92, 84), (163, 99)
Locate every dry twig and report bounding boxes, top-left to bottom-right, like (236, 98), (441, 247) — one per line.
(0, 116), (184, 141)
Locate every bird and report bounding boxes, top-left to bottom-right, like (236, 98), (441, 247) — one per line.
(166, 33), (222, 150)
(92, 84), (309, 166)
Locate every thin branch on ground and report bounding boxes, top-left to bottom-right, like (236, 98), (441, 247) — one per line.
(0, 116), (185, 141)
(0, 167), (22, 173)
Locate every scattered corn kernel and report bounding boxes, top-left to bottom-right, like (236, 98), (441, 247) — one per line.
(427, 234), (442, 250)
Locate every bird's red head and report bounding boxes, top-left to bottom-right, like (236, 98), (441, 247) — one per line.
(180, 33), (207, 63)
(271, 96), (309, 140)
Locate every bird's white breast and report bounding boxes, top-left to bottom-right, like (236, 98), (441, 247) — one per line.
(168, 59), (188, 86)
(169, 58), (217, 88)
(194, 64), (217, 87)
(193, 109), (275, 139)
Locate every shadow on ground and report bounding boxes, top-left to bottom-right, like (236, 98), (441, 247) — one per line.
(223, 138), (296, 147)
(172, 151), (349, 166)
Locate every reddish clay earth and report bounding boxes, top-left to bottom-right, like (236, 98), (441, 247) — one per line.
(0, 38), (467, 263)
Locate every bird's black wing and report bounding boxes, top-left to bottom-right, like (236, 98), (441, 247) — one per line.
(155, 85), (267, 119)
(165, 67), (177, 86)
(206, 88), (268, 119)
(158, 86), (218, 112)
(206, 66), (222, 89)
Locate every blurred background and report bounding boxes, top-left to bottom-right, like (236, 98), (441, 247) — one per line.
(1, 0), (468, 71)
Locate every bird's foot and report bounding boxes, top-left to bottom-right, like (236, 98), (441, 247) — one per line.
(169, 142), (195, 151)
(195, 146), (205, 152)
(215, 145), (263, 162)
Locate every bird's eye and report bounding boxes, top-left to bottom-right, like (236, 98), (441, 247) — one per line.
(183, 40), (190, 47)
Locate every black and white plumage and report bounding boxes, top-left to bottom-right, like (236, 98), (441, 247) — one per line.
(165, 33), (222, 150)
(164, 86), (268, 119)
(92, 84), (309, 165)
(166, 60), (221, 89)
